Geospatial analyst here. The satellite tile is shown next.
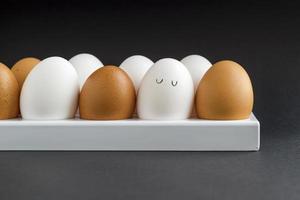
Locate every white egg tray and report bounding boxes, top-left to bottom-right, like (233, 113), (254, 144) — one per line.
(0, 113), (260, 151)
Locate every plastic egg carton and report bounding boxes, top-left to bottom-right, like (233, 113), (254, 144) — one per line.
(0, 113), (260, 151)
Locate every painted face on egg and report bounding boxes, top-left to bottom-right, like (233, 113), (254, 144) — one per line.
(137, 58), (194, 120)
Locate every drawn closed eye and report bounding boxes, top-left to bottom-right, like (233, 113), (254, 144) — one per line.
(171, 80), (178, 86)
(156, 78), (163, 84)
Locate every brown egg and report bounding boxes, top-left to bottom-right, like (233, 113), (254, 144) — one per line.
(11, 57), (40, 88)
(196, 60), (253, 120)
(80, 65), (136, 120)
(0, 63), (20, 119)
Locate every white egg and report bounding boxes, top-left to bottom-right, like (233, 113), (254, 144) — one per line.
(137, 58), (194, 120)
(69, 53), (103, 89)
(120, 55), (153, 92)
(181, 55), (212, 91)
(20, 57), (79, 120)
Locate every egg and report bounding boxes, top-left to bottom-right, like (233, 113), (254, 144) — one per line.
(181, 55), (212, 91)
(11, 57), (40, 88)
(80, 65), (136, 120)
(137, 58), (194, 120)
(20, 57), (79, 120)
(0, 63), (20, 119)
(120, 55), (153, 92)
(196, 60), (254, 120)
(181, 55), (212, 117)
(69, 53), (103, 89)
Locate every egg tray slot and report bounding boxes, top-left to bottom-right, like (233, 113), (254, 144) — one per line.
(0, 113), (260, 151)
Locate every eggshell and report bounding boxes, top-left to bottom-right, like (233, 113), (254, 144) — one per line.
(120, 55), (153, 92)
(69, 53), (103, 89)
(181, 55), (212, 118)
(80, 65), (136, 120)
(20, 57), (79, 120)
(11, 57), (40, 89)
(196, 60), (254, 120)
(137, 58), (194, 120)
(181, 55), (212, 91)
(0, 63), (20, 119)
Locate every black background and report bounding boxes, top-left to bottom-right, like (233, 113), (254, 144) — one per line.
(0, 0), (300, 199)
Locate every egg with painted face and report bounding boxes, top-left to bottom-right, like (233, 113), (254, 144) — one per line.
(120, 55), (153, 92)
(20, 57), (79, 120)
(137, 58), (194, 120)
(69, 53), (103, 90)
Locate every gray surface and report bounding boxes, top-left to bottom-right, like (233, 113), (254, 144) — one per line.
(0, 130), (299, 200)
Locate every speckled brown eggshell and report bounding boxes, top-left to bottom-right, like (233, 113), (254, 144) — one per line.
(11, 57), (40, 89)
(80, 65), (136, 120)
(0, 63), (20, 119)
(196, 60), (254, 120)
